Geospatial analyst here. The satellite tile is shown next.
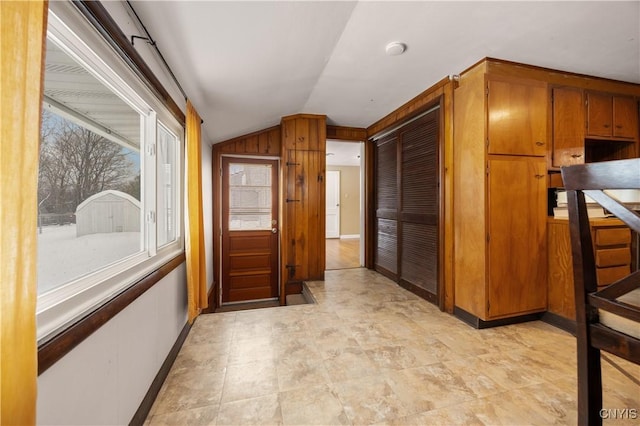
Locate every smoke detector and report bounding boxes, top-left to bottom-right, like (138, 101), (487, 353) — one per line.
(385, 42), (406, 56)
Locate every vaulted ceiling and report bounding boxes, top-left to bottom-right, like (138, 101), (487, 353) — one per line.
(124, 1), (640, 145)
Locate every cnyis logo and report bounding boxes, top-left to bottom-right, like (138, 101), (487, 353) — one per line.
(599, 408), (638, 420)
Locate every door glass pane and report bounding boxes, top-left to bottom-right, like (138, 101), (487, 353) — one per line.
(229, 163), (272, 230)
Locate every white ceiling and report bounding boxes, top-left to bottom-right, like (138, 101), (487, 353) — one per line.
(126, 1), (640, 145)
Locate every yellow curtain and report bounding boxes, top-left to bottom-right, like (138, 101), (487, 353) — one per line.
(1, 1), (48, 424)
(185, 100), (208, 322)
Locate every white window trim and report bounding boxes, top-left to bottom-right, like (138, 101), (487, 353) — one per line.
(37, 9), (184, 344)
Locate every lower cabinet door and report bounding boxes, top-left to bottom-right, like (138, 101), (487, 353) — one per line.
(487, 155), (548, 318)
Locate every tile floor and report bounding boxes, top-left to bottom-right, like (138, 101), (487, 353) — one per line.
(146, 268), (640, 425)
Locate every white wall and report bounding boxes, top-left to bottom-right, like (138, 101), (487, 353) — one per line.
(37, 264), (188, 425)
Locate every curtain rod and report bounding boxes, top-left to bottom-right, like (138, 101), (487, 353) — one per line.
(124, 1), (203, 125)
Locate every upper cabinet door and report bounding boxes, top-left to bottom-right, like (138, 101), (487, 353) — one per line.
(613, 96), (639, 139)
(586, 92), (613, 137)
(586, 92), (639, 141)
(552, 87), (585, 167)
(487, 77), (548, 156)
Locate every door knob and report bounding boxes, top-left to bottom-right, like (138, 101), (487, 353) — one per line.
(271, 228), (278, 234)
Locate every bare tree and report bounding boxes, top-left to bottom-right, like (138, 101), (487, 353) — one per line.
(38, 112), (137, 214)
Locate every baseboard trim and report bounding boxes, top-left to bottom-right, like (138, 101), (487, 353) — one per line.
(540, 311), (576, 335)
(130, 321), (191, 425)
(340, 234), (360, 239)
(397, 279), (437, 306)
(453, 306), (543, 329)
(202, 281), (217, 314)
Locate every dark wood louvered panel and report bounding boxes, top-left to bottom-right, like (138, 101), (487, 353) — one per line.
(372, 106), (440, 303)
(400, 223), (438, 294)
(401, 111), (439, 216)
(375, 218), (397, 275)
(375, 134), (398, 211)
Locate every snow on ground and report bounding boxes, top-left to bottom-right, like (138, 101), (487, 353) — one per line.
(37, 224), (141, 294)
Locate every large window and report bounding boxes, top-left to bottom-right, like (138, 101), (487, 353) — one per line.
(37, 9), (184, 342)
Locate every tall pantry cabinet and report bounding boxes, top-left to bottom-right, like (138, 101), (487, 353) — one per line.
(453, 64), (548, 326)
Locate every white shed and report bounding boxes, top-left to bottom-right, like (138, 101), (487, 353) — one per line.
(75, 190), (141, 237)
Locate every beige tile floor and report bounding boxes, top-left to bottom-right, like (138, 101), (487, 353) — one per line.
(146, 268), (640, 425)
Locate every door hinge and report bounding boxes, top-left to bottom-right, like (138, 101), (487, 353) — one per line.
(146, 211), (156, 223)
(220, 167), (223, 177)
(146, 143), (156, 156)
(318, 174), (323, 182)
(486, 233), (490, 243)
(486, 138), (490, 148)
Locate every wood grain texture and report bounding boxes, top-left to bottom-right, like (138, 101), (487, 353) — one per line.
(613, 95), (639, 139)
(487, 76), (548, 156)
(215, 126), (281, 156)
(326, 125), (367, 141)
(487, 155), (547, 319)
(452, 61), (487, 317)
(325, 238), (360, 270)
(547, 219), (576, 320)
(552, 86), (585, 168)
(281, 115), (326, 294)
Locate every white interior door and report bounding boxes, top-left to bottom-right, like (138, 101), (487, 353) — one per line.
(326, 170), (340, 238)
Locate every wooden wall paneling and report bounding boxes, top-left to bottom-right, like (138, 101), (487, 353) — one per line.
(280, 114), (326, 291)
(216, 125), (282, 156)
(327, 125), (367, 141)
(365, 140), (376, 268)
(211, 145), (221, 310)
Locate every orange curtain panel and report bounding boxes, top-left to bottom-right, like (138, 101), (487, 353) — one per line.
(1, 1), (48, 424)
(185, 100), (208, 322)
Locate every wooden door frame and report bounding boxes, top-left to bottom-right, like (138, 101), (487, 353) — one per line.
(215, 154), (281, 307)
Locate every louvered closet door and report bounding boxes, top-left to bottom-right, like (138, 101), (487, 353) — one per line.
(374, 133), (398, 279)
(399, 110), (440, 301)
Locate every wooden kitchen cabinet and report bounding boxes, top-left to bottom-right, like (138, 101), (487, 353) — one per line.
(552, 87), (585, 167)
(487, 76), (548, 156)
(547, 218), (632, 323)
(586, 92), (638, 141)
(453, 64), (548, 326)
(487, 156), (548, 318)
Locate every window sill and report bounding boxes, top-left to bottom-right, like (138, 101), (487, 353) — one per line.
(37, 252), (185, 375)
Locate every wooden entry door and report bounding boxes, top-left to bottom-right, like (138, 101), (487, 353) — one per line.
(222, 157), (279, 303)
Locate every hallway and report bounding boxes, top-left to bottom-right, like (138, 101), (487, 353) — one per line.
(145, 268), (639, 425)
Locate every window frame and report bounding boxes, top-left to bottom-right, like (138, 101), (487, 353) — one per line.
(36, 8), (185, 344)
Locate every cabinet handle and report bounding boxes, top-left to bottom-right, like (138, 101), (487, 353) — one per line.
(571, 154), (583, 158)
(616, 125), (623, 129)
(603, 124), (610, 128)
(534, 174), (545, 179)
(535, 141), (545, 146)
